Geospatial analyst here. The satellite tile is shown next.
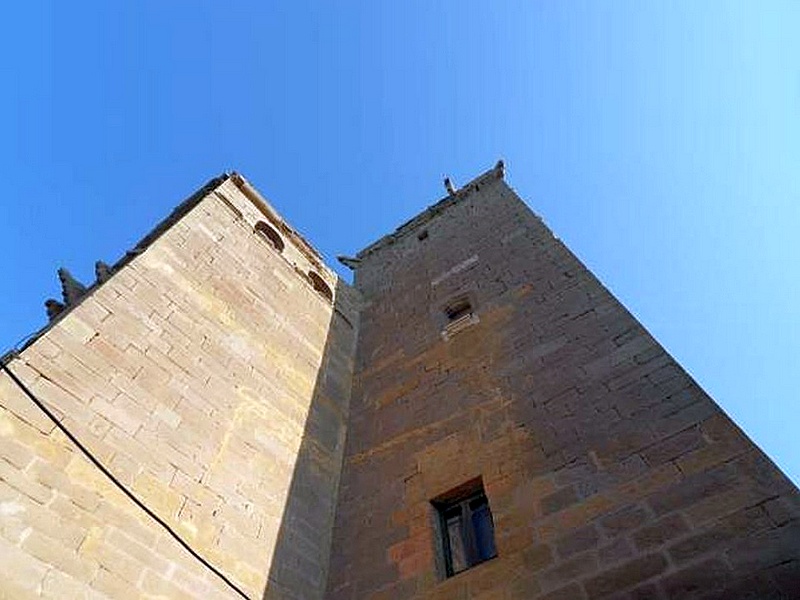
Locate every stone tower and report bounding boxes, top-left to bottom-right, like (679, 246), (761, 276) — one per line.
(326, 163), (800, 599)
(0, 164), (798, 600)
(0, 175), (359, 599)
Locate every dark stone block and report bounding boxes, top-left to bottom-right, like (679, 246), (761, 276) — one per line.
(583, 554), (668, 599)
(641, 427), (705, 466)
(660, 558), (731, 600)
(540, 553), (599, 591)
(555, 524), (600, 559)
(632, 514), (690, 551)
(701, 573), (784, 600)
(769, 559), (800, 597)
(522, 543), (554, 572)
(600, 505), (648, 538)
(726, 521), (800, 572)
(647, 464), (738, 516)
(540, 583), (586, 600)
(597, 537), (634, 567)
(627, 582), (667, 600)
(541, 486), (579, 515)
(667, 527), (732, 565)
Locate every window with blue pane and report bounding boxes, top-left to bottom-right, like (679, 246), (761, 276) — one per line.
(433, 481), (497, 577)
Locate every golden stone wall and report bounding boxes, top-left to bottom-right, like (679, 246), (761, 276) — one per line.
(0, 176), (358, 599)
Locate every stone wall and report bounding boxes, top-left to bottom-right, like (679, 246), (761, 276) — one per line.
(326, 169), (800, 599)
(0, 176), (357, 599)
(2, 166), (798, 600)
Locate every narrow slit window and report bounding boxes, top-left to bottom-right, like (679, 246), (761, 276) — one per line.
(433, 480), (497, 578)
(255, 221), (285, 252)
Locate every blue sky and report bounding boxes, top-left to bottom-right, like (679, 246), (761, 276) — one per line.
(1, 2), (798, 484)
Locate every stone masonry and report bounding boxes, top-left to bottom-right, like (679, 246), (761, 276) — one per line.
(1, 164), (798, 599)
(326, 164), (800, 599)
(0, 175), (358, 599)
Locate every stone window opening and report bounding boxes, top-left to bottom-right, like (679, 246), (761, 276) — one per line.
(308, 271), (333, 303)
(255, 221), (285, 253)
(432, 479), (497, 578)
(445, 298), (472, 323)
(441, 296), (479, 340)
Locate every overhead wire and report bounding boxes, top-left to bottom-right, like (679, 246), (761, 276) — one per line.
(0, 355), (253, 600)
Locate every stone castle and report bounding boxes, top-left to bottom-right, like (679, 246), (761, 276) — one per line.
(1, 163), (798, 599)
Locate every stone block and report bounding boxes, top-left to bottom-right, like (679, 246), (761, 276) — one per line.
(540, 486), (579, 515)
(632, 514), (690, 551)
(521, 543), (555, 573)
(659, 558), (731, 600)
(539, 553), (599, 591)
(22, 529), (97, 582)
(555, 524), (600, 559)
(540, 583), (587, 600)
(582, 553), (668, 599)
(647, 464), (738, 516)
(599, 505), (649, 538)
(641, 427), (704, 466)
(726, 521), (800, 572)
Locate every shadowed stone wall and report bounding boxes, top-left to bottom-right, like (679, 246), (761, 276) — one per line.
(326, 167), (800, 600)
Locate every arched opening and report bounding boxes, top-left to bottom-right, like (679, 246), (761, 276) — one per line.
(308, 271), (333, 303)
(255, 221), (285, 252)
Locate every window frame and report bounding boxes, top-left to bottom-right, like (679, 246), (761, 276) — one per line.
(444, 298), (473, 322)
(432, 483), (498, 578)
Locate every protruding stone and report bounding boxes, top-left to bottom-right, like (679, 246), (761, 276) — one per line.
(94, 261), (114, 284)
(44, 299), (65, 321)
(337, 256), (361, 270)
(58, 268), (87, 306)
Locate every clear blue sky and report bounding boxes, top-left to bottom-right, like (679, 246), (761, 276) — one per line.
(1, 2), (798, 485)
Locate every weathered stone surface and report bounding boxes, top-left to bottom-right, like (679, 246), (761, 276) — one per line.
(1, 176), (357, 600)
(583, 553), (668, 599)
(2, 166), (799, 600)
(324, 168), (800, 599)
(631, 514), (690, 550)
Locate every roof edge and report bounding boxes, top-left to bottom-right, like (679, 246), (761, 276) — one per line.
(3, 174), (230, 361)
(356, 160), (505, 259)
(228, 173), (331, 275)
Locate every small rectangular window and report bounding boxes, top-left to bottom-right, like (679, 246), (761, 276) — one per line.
(444, 299), (472, 322)
(433, 480), (497, 577)
(440, 296), (480, 340)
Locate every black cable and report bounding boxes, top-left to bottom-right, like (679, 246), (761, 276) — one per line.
(1, 358), (252, 600)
